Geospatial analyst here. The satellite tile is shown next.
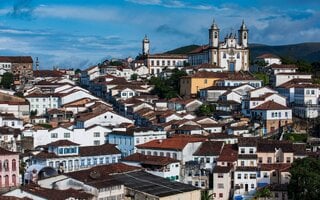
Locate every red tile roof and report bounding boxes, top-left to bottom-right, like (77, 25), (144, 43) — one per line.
(20, 184), (93, 200)
(136, 137), (206, 151)
(256, 53), (280, 59)
(0, 147), (19, 155)
(252, 101), (289, 110)
(193, 141), (224, 156)
(217, 144), (238, 162)
(0, 56), (33, 63)
(79, 144), (121, 157)
(45, 140), (79, 147)
(122, 153), (179, 166)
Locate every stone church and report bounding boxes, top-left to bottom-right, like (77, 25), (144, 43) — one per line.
(188, 20), (249, 72)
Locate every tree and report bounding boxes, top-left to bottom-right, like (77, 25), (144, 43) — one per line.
(0, 72), (14, 89)
(201, 190), (213, 200)
(130, 73), (138, 80)
(196, 104), (215, 116)
(149, 69), (187, 99)
(288, 157), (320, 200)
(254, 187), (271, 200)
(75, 68), (82, 74)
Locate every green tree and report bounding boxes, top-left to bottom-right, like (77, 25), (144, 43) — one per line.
(288, 157), (320, 200)
(149, 69), (187, 99)
(130, 73), (138, 80)
(1, 72), (14, 89)
(75, 68), (82, 74)
(201, 190), (213, 200)
(253, 72), (269, 85)
(109, 60), (123, 66)
(196, 104), (215, 116)
(254, 187), (271, 200)
(254, 60), (268, 67)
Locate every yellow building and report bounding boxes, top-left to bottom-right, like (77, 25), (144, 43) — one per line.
(180, 71), (228, 97)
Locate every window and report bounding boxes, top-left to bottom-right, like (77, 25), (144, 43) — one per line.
(151, 60), (154, 66)
(237, 53), (240, 59)
(214, 32), (218, 38)
(250, 174), (256, 179)
(172, 153), (177, 159)
(237, 174), (241, 179)
(223, 53), (226, 58)
(311, 90), (315, 95)
(12, 159), (16, 171)
(218, 183), (224, 189)
(87, 159), (91, 166)
(64, 132), (70, 138)
(166, 152), (170, 157)
(94, 132), (100, 137)
(93, 158), (97, 165)
(251, 184), (255, 189)
(206, 157), (210, 163)
(160, 152), (164, 156)
(241, 161), (245, 166)
(249, 148), (254, 154)
(258, 157), (262, 163)
(306, 90), (310, 95)
(4, 160), (9, 171)
(204, 79), (208, 84)
(240, 148), (245, 154)
(167, 60), (171, 66)
(153, 152), (158, 156)
(162, 60), (165, 66)
(271, 112), (275, 118)
(285, 112), (288, 117)
(51, 133), (58, 138)
(267, 157), (272, 163)
(156, 60), (160, 66)
(244, 174), (248, 179)
(195, 181), (199, 187)
(286, 157), (291, 163)
(94, 140), (100, 145)
(218, 173), (223, 178)
(105, 157), (109, 164)
(112, 157), (116, 163)
(219, 193), (223, 198)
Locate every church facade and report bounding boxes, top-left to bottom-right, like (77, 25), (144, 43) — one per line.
(188, 20), (249, 72)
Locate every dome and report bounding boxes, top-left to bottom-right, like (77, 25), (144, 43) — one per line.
(211, 19), (219, 30)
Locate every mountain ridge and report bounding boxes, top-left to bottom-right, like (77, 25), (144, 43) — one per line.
(165, 42), (320, 63)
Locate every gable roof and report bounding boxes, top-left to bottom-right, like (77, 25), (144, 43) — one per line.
(252, 101), (289, 110)
(79, 144), (121, 157)
(136, 137), (206, 151)
(45, 140), (79, 147)
(193, 141), (224, 156)
(122, 153), (179, 166)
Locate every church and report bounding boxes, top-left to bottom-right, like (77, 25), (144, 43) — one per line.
(188, 20), (249, 72)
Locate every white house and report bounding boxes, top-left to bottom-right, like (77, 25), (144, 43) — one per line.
(293, 84), (320, 118)
(31, 140), (121, 173)
(75, 110), (133, 128)
(23, 125), (112, 148)
(136, 136), (206, 164)
(26, 93), (61, 116)
(122, 153), (181, 181)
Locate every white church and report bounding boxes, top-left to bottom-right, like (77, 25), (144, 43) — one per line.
(188, 20), (249, 72)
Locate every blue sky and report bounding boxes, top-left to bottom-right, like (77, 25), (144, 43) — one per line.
(0, 0), (319, 69)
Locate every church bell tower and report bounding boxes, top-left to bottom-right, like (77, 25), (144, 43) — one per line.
(142, 35), (150, 55)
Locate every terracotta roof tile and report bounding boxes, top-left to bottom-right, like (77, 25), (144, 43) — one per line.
(45, 140), (79, 147)
(252, 101), (289, 110)
(193, 141), (224, 156)
(217, 144), (238, 162)
(122, 153), (179, 166)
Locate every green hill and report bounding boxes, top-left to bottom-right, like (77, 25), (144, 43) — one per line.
(166, 43), (320, 63)
(165, 45), (200, 54)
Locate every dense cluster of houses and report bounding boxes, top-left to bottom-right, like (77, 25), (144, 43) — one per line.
(0, 21), (320, 200)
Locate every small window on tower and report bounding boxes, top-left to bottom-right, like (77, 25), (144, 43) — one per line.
(244, 32), (247, 39)
(214, 32), (218, 38)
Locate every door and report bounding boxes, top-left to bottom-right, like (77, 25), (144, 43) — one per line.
(229, 62), (235, 71)
(245, 184), (248, 192)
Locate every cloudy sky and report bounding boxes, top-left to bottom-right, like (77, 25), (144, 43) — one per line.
(0, 0), (319, 69)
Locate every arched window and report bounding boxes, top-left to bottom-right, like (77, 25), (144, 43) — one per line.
(12, 174), (16, 186)
(12, 159), (16, 171)
(4, 160), (9, 171)
(4, 175), (9, 187)
(214, 32), (218, 39)
(244, 32), (247, 39)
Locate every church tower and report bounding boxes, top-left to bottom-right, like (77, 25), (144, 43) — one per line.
(208, 19), (219, 65)
(238, 20), (248, 48)
(142, 35), (150, 55)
